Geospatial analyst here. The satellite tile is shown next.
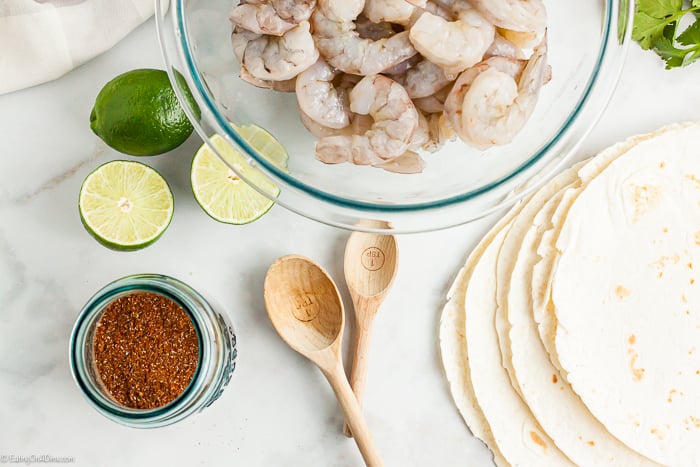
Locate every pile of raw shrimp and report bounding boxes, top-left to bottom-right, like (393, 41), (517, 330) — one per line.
(230, 0), (548, 174)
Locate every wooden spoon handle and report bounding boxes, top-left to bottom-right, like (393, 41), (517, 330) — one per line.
(325, 365), (384, 467)
(343, 320), (375, 436)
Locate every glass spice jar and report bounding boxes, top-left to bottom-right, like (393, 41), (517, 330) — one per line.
(69, 274), (237, 428)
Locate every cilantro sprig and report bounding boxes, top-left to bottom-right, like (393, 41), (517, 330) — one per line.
(633, 0), (700, 69)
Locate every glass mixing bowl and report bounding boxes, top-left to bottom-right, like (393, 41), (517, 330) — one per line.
(156, 0), (633, 232)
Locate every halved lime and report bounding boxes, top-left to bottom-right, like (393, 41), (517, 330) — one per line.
(233, 123), (289, 171)
(191, 134), (280, 224)
(79, 161), (174, 251)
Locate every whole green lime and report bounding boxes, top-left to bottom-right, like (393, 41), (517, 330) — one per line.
(90, 69), (199, 156)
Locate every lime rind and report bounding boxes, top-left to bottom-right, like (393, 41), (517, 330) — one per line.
(79, 160), (174, 251)
(191, 135), (279, 225)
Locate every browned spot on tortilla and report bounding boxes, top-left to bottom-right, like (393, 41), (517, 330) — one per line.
(663, 227), (669, 233)
(658, 271), (663, 278)
(651, 254), (681, 269)
(615, 285), (631, 299)
(628, 334), (636, 345)
(530, 431), (547, 449)
(668, 389), (677, 403)
(683, 417), (700, 429)
(629, 352), (645, 381)
(650, 427), (666, 440)
(682, 294), (688, 303)
(691, 278), (696, 285)
(687, 174), (700, 189)
(587, 441), (595, 447)
(630, 184), (664, 222)
(552, 374), (558, 384)
(660, 162), (666, 169)
(689, 263), (694, 270)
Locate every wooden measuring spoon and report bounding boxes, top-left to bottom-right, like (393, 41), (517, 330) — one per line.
(264, 255), (384, 467)
(343, 222), (399, 437)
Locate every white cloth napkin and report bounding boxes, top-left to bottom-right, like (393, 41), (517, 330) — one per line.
(0, 0), (154, 95)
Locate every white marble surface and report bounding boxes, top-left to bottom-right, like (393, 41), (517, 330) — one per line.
(1, 18), (699, 467)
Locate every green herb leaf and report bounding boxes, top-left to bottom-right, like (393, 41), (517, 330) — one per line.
(677, 20), (700, 46)
(638, 0), (682, 18)
(634, 0), (700, 68)
(653, 35), (688, 68)
(633, 12), (673, 49)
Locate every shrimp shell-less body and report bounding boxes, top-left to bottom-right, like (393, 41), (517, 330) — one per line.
(443, 57), (525, 142)
(238, 21), (319, 81)
(240, 68), (297, 92)
(311, 1), (417, 75)
(315, 74), (419, 165)
(363, 0), (416, 25)
(409, 6), (494, 77)
(402, 59), (452, 98)
(229, 3), (296, 36)
(485, 32), (526, 60)
(295, 60), (351, 129)
(412, 82), (453, 114)
(469, 0), (546, 35)
(271, 0), (316, 22)
(461, 38), (547, 146)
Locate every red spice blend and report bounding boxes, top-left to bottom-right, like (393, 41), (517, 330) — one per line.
(93, 292), (199, 409)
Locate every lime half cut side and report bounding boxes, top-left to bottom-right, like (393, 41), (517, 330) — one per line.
(79, 161), (174, 251)
(191, 134), (280, 225)
(233, 123), (289, 171)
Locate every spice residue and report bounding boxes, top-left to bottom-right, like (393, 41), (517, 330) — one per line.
(93, 292), (199, 409)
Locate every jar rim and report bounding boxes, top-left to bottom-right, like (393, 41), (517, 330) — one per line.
(69, 274), (225, 427)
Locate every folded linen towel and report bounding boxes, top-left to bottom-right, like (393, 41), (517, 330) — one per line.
(0, 0), (154, 95)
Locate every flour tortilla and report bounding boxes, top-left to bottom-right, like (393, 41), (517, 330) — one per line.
(439, 206), (526, 467)
(440, 266), (509, 467)
(498, 167), (659, 466)
(530, 124), (693, 376)
(550, 122), (700, 466)
(494, 162), (587, 391)
(464, 220), (573, 466)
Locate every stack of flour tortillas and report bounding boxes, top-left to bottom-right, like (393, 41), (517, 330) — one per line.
(440, 122), (700, 467)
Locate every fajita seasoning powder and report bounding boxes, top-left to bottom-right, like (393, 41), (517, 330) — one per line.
(93, 292), (199, 409)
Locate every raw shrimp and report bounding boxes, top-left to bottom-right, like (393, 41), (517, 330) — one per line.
(363, 0), (416, 26)
(270, 0), (316, 22)
(315, 74), (419, 165)
(447, 38), (548, 147)
(409, 5), (494, 77)
(469, 0), (546, 36)
(237, 21), (319, 81)
(402, 59), (451, 98)
(443, 57), (524, 140)
(240, 68), (297, 92)
(295, 60), (351, 129)
(311, 2), (417, 75)
(298, 106), (373, 139)
(231, 27), (260, 62)
(355, 15), (396, 40)
(485, 33), (525, 59)
(383, 54), (422, 76)
(229, 3), (296, 36)
(413, 88), (450, 113)
(461, 39), (547, 146)
(375, 151), (425, 174)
